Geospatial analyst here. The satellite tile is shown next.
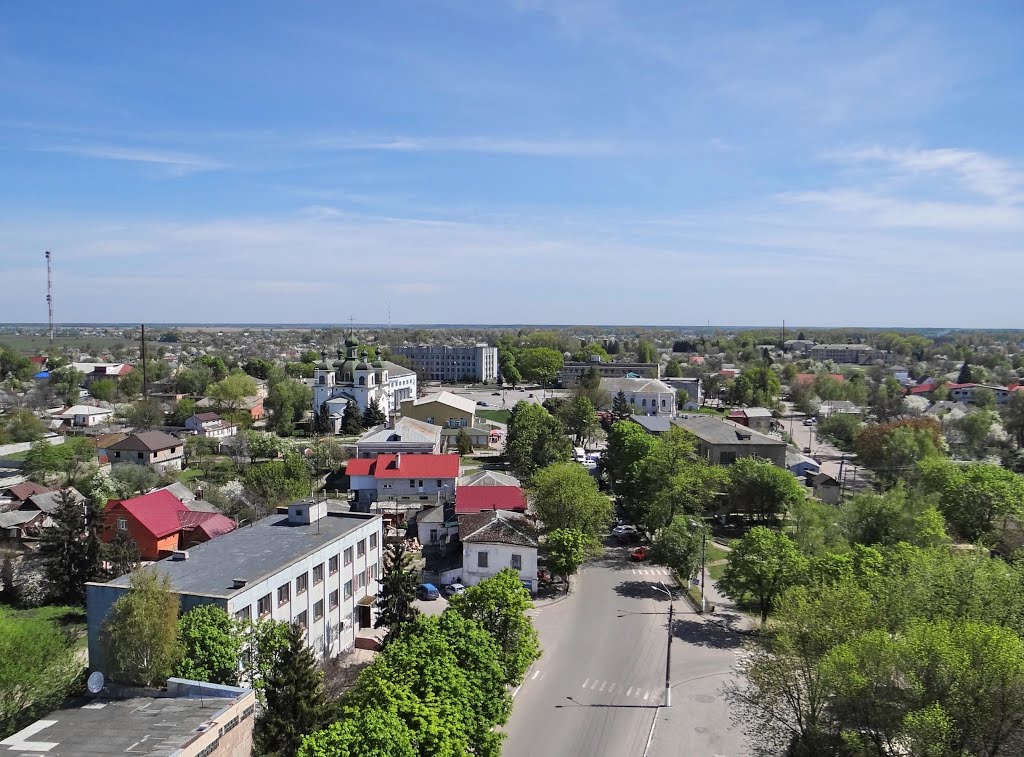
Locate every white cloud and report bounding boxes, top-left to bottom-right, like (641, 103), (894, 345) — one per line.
(310, 134), (625, 157)
(37, 144), (228, 176)
(828, 146), (1024, 204)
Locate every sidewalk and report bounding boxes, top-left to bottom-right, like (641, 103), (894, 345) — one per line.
(690, 539), (757, 633)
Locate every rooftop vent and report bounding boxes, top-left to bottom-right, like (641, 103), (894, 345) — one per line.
(232, 578), (247, 589)
(170, 549), (189, 561)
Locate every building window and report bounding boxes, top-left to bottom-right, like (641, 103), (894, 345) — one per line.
(371, 562), (378, 580)
(369, 533), (378, 550)
(117, 517), (128, 531)
(313, 564), (324, 585)
(641, 399), (647, 407)
(278, 583), (290, 606)
(511, 554), (522, 570)
(357, 539), (366, 557)
(296, 610), (308, 629)
(329, 589), (339, 609)
(258, 594), (271, 617)
(344, 580), (353, 599)
(429, 528), (438, 543)
(296, 573), (308, 595)
(235, 606), (251, 622)
(436, 479), (442, 488)
(329, 555), (339, 575)
(344, 547), (353, 566)
(314, 600), (324, 621)
(478, 551), (488, 568)
(409, 478), (415, 487)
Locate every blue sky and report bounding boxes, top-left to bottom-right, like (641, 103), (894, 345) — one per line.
(1, 1), (1022, 327)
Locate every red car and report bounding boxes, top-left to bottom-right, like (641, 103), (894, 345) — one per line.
(630, 546), (650, 561)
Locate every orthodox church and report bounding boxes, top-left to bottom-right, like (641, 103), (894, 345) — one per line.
(312, 333), (418, 432)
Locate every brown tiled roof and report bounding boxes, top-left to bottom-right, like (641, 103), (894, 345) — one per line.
(107, 431), (182, 453)
(459, 510), (538, 548)
(4, 481), (53, 502)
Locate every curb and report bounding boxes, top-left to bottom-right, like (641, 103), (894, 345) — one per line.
(670, 571), (705, 614)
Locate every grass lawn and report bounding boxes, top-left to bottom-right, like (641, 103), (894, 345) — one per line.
(707, 562), (727, 581)
(477, 409), (511, 424)
(177, 468), (205, 483)
(1, 603), (87, 647)
(705, 542), (729, 563)
(0, 449), (30, 461)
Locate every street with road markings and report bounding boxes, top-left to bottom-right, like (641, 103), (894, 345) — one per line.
(503, 541), (748, 757)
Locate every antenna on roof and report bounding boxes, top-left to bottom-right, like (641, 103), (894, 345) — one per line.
(45, 250), (54, 348)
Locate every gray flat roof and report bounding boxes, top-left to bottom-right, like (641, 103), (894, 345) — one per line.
(672, 415), (785, 447)
(0, 695), (237, 756)
(100, 510), (380, 598)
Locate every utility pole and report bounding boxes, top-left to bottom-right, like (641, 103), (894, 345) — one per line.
(657, 582), (674, 707)
(140, 324), (148, 399)
(45, 250), (54, 348)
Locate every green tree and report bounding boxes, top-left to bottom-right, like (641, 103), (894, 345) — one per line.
(1003, 390), (1024, 448)
(49, 365), (85, 405)
(611, 389), (631, 417)
(729, 373), (754, 405)
(254, 622), (332, 757)
(841, 485), (946, 548)
(169, 397), (198, 425)
(184, 434), (218, 468)
(503, 401), (572, 479)
(244, 457), (310, 506)
(39, 489), (106, 603)
(558, 394), (598, 446)
(455, 427), (473, 455)
(240, 618), (291, 695)
(243, 358), (275, 380)
(972, 385), (996, 409)
(498, 348), (521, 387)
(111, 462), (160, 496)
(446, 568), (541, 687)
(240, 429), (286, 463)
(854, 418), (944, 488)
(103, 570), (182, 686)
(341, 401), (363, 435)
(650, 516), (708, 581)
(603, 420), (659, 498)
(573, 364), (609, 408)
(917, 458), (1024, 542)
(105, 529), (141, 578)
(745, 366), (782, 407)
(719, 526), (806, 623)
(957, 360), (973, 384)
(815, 413), (861, 449)
(23, 437), (96, 482)
(952, 409), (996, 457)
(174, 604), (244, 686)
(727, 457), (807, 523)
(361, 397), (386, 429)
(0, 408), (47, 442)
(374, 539), (420, 643)
(174, 364), (215, 395)
(267, 378), (312, 435)
(89, 377), (118, 402)
(208, 371), (258, 413)
(314, 401), (332, 435)
(517, 347), (563, 386)
(664, 358), (683, 378)
(528, 462), (612, 536)
(124, 398), (164, 430)
(635, 339), (658, 363)
(0, 608), (81, 739)
(545, 528), (588, 586)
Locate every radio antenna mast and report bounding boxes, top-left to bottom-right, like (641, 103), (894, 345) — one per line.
(45, 250), (54, 348)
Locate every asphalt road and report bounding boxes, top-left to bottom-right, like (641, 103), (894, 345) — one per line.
(503, 543), (747, 757)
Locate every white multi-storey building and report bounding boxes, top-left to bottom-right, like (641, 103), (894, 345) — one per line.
(86, 505), (383, 672)
(390, 343), (498, 382)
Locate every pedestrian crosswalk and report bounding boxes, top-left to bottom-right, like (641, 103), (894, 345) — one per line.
(628, 567), (671, 577)
(579, 677), (660, 701)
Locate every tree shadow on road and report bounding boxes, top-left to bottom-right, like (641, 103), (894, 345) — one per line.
(671, 615), (747, 649)
(613, 579), (678, 601)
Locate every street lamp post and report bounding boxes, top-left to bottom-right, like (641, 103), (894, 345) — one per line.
(654, 582), (674, 707)
(689, 518), (708, 613)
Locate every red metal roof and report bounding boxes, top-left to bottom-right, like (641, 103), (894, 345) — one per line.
(106, 490), (190, 538)
(908, 383), (937, 394)
(177, 510), (236, 538)
(346, 453), (460, 479)
(455, 486), (527, 515)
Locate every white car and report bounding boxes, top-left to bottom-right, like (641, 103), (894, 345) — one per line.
(803, 418), (815, 426)
(443, 583), (466, 598)
(612, 525), (639, 538)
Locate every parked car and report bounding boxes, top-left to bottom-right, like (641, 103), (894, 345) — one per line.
(477, 400), (488, 406)
(492, 391), (501, 396)
(612, 525), (639, 543)
(416, 583), (440, 600)
(631, 546), (651, 561)
(802, 446), (812, 454)
(442, 583), (466, 598)
(803, 418), (814, 426)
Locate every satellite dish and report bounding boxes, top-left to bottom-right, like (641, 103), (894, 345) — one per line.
(87, 671), (105, 694)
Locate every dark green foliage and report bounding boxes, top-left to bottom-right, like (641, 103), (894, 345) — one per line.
(341, 401), (363, 434)
(105, 530), (141, 578)
(254, 622), (332, 757)
(361, 397), (386, 429)
(175, 605), (243, 686)
(374, 539), (420, 643)
(39, 489), (106, 603)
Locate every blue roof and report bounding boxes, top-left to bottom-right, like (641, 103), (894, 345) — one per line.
(34, 370), (49, 379)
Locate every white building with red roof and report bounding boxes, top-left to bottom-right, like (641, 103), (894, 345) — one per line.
(346, 453), (460, 506)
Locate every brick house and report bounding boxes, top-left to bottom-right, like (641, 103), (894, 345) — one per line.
(103, 489), (235, 561)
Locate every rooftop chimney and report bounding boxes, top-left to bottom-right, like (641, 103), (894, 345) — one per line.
(394, 453), (401, 469)
(232, 578), (247, 589)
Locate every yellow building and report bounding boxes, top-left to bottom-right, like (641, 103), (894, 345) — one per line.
(400, 391), (477, 429)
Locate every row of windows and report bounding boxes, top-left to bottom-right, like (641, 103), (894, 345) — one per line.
(240, 534), (379, 621)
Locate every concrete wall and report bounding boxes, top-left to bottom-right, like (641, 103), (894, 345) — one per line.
(0, 435), (65, 459)
(462, 542), (538, 593)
